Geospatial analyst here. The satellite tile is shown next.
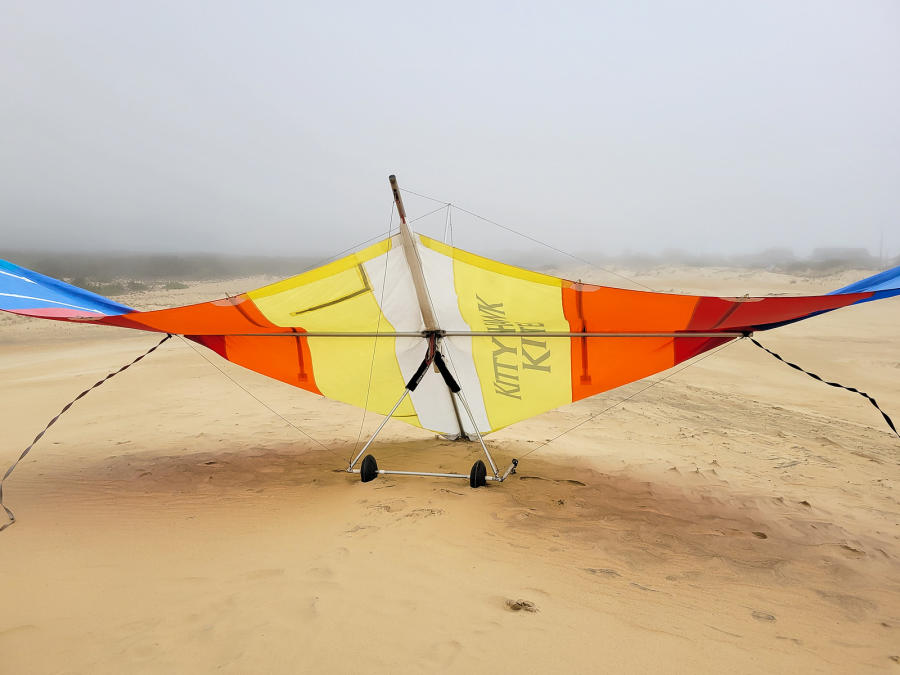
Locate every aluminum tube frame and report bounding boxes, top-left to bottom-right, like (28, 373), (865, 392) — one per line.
(443, 331), (747, 338)
(453, 390), (499, 478)
(196, 331), (747, 338)
(344, 387), (511, 483)
(348, 468), (508, 481)
(223, 332), (426, 338)
(347, 388), (410, 471)
(349, 468), (469, 479)
(500, 459), (519, 481)
(392, 177), (440, 333)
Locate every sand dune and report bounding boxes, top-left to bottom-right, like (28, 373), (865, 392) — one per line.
(1, 268), (899, 673)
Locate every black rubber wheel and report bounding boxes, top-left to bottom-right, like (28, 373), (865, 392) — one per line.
(469, 459), (486, 488)
(360, 454), (379, 483)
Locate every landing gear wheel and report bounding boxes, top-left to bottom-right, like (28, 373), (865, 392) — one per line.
(360, 454), (379, 483)
(469, 459), (487, 488)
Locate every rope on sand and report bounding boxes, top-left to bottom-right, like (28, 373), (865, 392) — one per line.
(0, 334), (173, 533)
(750, 337), (899, 439)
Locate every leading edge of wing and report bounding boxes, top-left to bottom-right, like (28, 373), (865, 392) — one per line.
(4, 241), (896, 337)
(0, 258), (134, 318)
(416, 235), (895, 336)
(829, 263), (900, 303)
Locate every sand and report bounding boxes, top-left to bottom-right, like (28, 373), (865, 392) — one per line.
(1, 268), (899, 673)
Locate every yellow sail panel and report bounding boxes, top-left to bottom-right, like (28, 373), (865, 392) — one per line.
(248, 237), (420, 423)
(468, 334), (572, 431)
(247, 238), (392, 330)
(418, 235), (565, 291)
(419, 235), (573, 431)
(303, 333), (420, 424)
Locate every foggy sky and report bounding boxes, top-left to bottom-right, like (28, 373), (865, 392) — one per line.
(2, 1), (898, 262)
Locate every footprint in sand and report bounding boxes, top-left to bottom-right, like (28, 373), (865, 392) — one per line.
(839, 544), (865, 558)
(776, 635), (803, 645)
(584, 568), (620, 578)
(630, 582), (659, 593)
(404, 508), (443, 519)
(751, 610), (776, 622)
(505, 599), (538, 613)
(369, 501), (406, 513)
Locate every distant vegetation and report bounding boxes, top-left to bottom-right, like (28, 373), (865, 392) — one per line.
(0, 247), (895, 296)
(528, 247), (898, 277)
(0, 251), (322, 294)
(70, 278), (149, 296)
(663, 247), (895, 276)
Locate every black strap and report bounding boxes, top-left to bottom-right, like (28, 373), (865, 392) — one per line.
(433, 352), (461, 393)
(406, 337), (437, 391)
(0, 334), (173, 533)
(749, 337), (898, 439)
(405, 355), (432, 391)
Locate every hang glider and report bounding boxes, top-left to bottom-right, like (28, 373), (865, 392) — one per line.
(2, 176), (898, 487)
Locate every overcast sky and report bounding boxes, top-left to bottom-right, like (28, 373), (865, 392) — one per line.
(2, 1), (898, 261)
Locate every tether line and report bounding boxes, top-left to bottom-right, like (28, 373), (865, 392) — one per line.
(0, 333), (173, 533)
(750, 337), (899, 439)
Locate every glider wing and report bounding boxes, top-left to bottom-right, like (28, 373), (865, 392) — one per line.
(417, 235), (898, 431)
(2, 237), (898, 435)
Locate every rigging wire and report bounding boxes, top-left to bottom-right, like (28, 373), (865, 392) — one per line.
(442, 204), (453, 245)
(399, 187), (656, 292)
(177, 336), (346, 462)
(407, 203), (451, 226)
(294, 227), (400, 276)
(516, 338), (739, 461)
(349, 202), (396, 465)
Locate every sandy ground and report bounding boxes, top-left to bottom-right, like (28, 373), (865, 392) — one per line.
(1, 267), (899, 674)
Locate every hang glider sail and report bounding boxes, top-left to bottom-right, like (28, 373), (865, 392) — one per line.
(2, 175), (899, 489)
